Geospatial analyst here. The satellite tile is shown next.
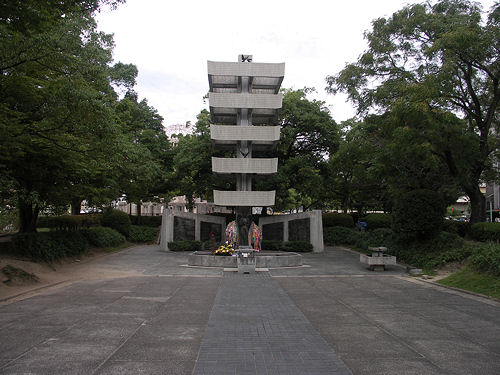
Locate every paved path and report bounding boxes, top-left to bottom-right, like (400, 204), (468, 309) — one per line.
(193, 272), (350, 375)
(0, 245), (499, 375)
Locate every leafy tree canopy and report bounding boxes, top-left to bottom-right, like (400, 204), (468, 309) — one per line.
(326, 0), (499, 223)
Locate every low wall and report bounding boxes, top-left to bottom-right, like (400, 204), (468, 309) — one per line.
(258, 210), (324, 252)
(188, 252), (303, 268)
(159, 210), (226, 251)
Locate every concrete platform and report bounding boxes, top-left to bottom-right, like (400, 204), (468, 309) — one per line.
(0, 245), (499, 375)
(188, 251), (303, 268)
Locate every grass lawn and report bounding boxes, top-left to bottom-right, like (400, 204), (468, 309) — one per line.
(437, 267), (500, 299)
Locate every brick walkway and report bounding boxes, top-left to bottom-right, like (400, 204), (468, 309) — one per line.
(193, 271), (351, 375)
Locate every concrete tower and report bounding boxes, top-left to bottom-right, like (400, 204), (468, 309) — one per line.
(208, 55), (285, 247)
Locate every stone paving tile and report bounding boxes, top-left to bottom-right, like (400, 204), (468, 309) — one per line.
(193, 272), (351, 375)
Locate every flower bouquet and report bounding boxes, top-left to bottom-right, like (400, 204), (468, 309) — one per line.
(213, 242), (234, 256)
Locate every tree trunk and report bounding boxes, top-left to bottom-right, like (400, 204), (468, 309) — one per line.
(70, 198), (82, 215)
(18, 198), (39, 233)
(467, 185), (486, 224)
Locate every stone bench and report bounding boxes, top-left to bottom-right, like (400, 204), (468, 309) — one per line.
(360, 246), (396, 271)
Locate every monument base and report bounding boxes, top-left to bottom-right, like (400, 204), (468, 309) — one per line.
(237, 247), (256, 274)
(187, 251), (303, 268)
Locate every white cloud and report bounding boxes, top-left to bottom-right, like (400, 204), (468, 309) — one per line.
(97, 0), (495, 126)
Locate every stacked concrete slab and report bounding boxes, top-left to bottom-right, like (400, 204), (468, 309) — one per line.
(208, 55), (284, 247)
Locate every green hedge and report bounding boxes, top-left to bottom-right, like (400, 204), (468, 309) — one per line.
(12, 231), (88, 262)
(261, 240), (284, 251)
(129, 216), (162, 227)
(392, 189), (446, 240)
(37, 214), (101, 230)
(388, 231), (468, 269)
(128, 225), (158, 243)
(468, 242), (500, 276)
(261, 240), (313, 252)
(101, 209), (131, 237)
(363, 213), (392, 230)
(168, 240), (202, 252)
(322, 213), (354, 228)
(283, 241), (313, 252)
(470, 222), (500, 242)
(324, 226), (364, 246)
(443, 220), (471, 238)
(80, 227), (125, 248)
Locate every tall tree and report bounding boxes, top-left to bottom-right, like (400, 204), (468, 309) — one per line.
(115, 92), (172, 216)
(0, 1), (130, 231)
(328, 120), (387, 214)
(326, 0), (500, 223)
(171, 110), (222, 210)
(255, 88), (340, 211)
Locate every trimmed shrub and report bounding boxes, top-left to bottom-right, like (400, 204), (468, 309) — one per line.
(168, 240), (202, 252)
(388, 231), (467, 269)
(129, 216), (162, 227)
(37, 214), (101, 230)
(322, 213), (354, 228)
(323, 226), (363, 246)
(12, 231), (88, 262)
(366, 228), (394, 248)
(80, 227), (125, 248)
(470, 222), (500, 242)
(392, 189), (446, 240)
(261, 240), (284, 251)
(443, 220), (471, 238)
(283, 241), (313, 252)
(128, 225), (158, 243)
(468, 242), (500, 276)
(101, 209), (131, 237)
(363, 213), (392, 230)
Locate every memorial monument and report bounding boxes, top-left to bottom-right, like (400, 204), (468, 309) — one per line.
(208, 54), (284, 249)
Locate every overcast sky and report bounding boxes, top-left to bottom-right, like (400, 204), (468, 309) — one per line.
(96, 0), (495, 132)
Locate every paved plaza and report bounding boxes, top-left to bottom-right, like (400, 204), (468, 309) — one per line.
(1, 245), (499, 374)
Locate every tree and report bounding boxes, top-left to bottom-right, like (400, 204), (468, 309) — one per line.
(326, 0), (500, 223)
(115, 92), (172, 216)
(327, 120), (387, 214)
(171, 110), (221, 210)
(255, 88), (340, 211)
(0, 2), (130, 231)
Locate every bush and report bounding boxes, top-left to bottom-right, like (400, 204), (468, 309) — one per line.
(12, 231), (88, 262)
(388, 231), (468, 269)
(283, 241), (313, 252)
(128, 225), (158, 243)
(470, 222), (500, 242)
(392, 189), (446, 240)
(80, 227), (125, 248)
(101, 209), (131, 237)
(322, 213), (354, 228)
(324, 226), (363, 246)
(37, 214), (101, 231)
(468, 242), (500, 276)
(129, 216), (162, 227)
(443, 220), (471, 238)
(168, 240), (202, 252)
(366, 228), (394, 248)
(261, 240), (284, 251)
(363, 213), (392, 230)
(0, 209), (18, 233)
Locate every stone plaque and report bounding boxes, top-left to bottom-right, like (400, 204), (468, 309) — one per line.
(262, 222), (284, 241)
(288, 218), (310, 242)
(200, 221), (223, 243)
(173, 216), (195, 241)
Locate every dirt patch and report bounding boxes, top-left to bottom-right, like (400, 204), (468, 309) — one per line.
(418, 261), (467, 282)
(1, 264), (39, 286)
(0, 247), (140, 303)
